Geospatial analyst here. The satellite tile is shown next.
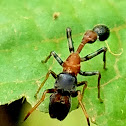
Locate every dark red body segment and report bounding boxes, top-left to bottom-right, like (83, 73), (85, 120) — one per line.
(49, 91), (70, 120)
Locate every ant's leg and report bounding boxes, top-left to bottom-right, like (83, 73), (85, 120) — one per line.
(42, 51), (63, 66)
(79, 71), (103, 102)
(70, 90), (90, 126)
(24, 89), (56, 121)
(35, 70), (57, 97)
(77, 81), (87, 101)
(77, 90), (90, 126)
(66, 27), (74, 53)
(81, 47), (107, 69)
(76, 81), (87, 108)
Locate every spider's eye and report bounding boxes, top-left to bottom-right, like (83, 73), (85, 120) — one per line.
(93, 24), (110, 41)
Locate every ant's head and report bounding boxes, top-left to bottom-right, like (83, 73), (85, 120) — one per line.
(49, 90), (71, 121)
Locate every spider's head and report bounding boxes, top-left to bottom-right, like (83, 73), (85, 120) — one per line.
(49, 91), (71, 121)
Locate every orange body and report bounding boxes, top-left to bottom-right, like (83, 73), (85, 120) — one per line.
(62, 52), (81, 76)
(62, 30), (97, 76)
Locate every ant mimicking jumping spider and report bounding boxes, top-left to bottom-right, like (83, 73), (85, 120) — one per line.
(24, 24), (110, 126)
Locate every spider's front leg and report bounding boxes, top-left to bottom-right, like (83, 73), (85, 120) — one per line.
(24, 88), (56, 121)
(35, 70), (57, 97)
(71, 90), (90, 126)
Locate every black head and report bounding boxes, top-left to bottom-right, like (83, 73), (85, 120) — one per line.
(49, 90), (71, 121)
(55, 72), (77, 91)
(93, 24), (110, 41)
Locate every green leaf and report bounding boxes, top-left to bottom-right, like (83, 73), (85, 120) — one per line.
(0, 0), (126, 126)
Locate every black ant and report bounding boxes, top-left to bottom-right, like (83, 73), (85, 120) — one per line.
(24, 24), (110, 126)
